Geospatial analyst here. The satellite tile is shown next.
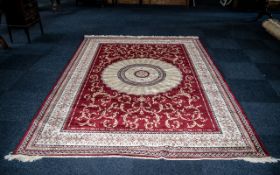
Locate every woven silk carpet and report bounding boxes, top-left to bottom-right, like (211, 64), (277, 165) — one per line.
(6, 36), (274, 162)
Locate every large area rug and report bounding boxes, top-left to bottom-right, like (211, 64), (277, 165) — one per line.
(5, 36), (276, 163)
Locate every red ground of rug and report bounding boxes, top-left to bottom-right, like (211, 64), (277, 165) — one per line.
(63, 43), (220, 132)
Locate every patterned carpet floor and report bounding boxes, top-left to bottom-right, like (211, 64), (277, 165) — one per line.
(0, 2), (279, 175)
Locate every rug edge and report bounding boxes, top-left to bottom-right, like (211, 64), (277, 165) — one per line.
(10, 36), (272, 161)
(4, 152), (279, 163)
(84, 35), (199, 39)
(194, 39), (271, 156)
(12, 38), (88, 154)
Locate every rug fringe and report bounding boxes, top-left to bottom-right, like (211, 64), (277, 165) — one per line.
(241, 157), (280, 163)
(4, 153), (42, 162)
(4, 153), (279, 163)
(84, 35), (199, 39)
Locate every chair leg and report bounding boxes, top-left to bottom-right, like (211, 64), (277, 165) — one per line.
(7, 27), (13, 43)
(0, 36), (9, 49)
(39, 20), (44, 35)
(185, 0), (190, 8)
(255, 0), (272, 21)
(24, 28), (31, 43)
(100, 0), (104, 7)
(193, 0), (196, 7)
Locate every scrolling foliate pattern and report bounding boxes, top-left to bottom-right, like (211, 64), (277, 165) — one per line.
(65, 43), (219, 132)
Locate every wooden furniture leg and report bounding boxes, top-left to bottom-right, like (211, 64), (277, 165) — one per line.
(51, 0), (60, 11)
(0, 36), (9, 49)
(4, 0), (44, 43)
(24, 28), (31, 43)
(186, 0), (190, 7)
(39, 20), (44, 34)
(7, 26), (13, 43)
(255, 0), (272, 21)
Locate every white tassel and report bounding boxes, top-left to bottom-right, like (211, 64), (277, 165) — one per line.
(84, 35), (199, 39)
(4, 153), (42, 162)
(242, 157), (280, 164)
(4, 152), (280, 163)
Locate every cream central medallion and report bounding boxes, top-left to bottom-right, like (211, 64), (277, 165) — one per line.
(102, 58), (182, 95)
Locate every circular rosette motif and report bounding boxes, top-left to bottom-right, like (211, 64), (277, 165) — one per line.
(102, 58), (182, 95)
